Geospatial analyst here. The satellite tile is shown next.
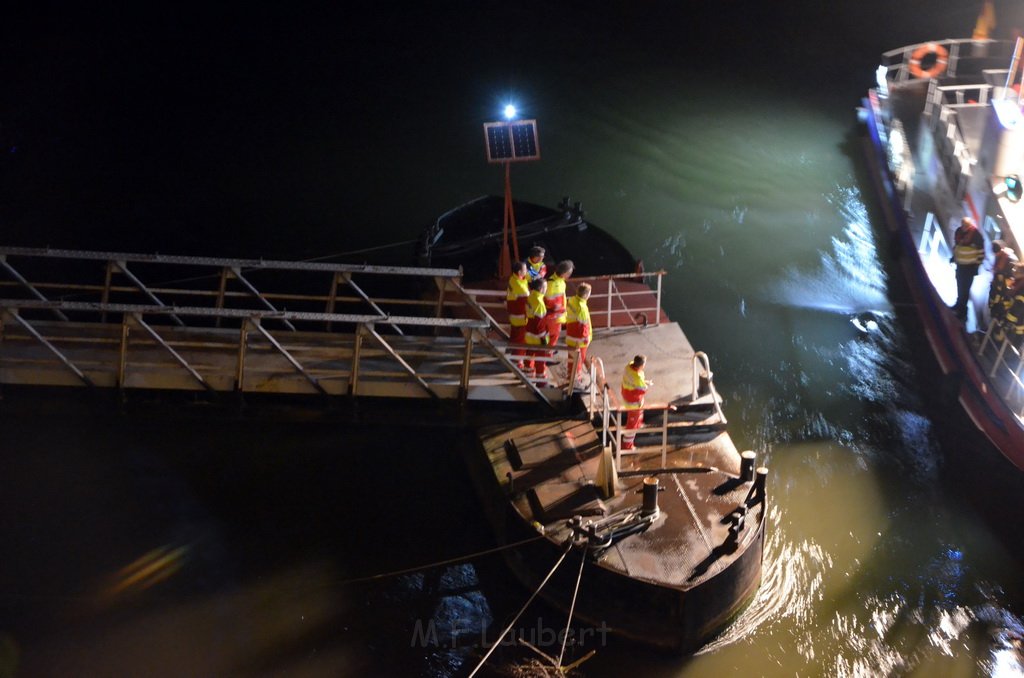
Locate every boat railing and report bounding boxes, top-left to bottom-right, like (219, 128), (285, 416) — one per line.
(977, 318), (1024, 416)
(587, 355), (608, 418)
(578, 271), (665, 330)
(693, 351), (727, 425)
(590, 352), (727, 473)
(918, 212), (952, 259)
(881, 39), (1013, 84)
(458, 269), (667, 332)
(923, 82), (977, 200)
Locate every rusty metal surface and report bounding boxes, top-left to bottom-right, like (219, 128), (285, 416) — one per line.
(479, 419), (765, 592)
(581, 322), (697, 407)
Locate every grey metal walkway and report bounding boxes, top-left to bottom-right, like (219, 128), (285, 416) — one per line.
(0, 247), (560, 404)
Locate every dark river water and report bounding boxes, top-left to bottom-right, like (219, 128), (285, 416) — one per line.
(3, 2), (1024, 676)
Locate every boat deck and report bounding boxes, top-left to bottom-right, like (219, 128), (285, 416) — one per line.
(478, 417), (760, 589)
(578, 321), (698, 409)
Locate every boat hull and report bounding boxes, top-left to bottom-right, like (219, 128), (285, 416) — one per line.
(860, 91), (1024, 472)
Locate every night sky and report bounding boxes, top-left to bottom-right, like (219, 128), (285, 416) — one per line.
(0, 2), (903, 257)
(5, 1), (1024, 258)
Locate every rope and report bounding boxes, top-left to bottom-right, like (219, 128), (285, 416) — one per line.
(467, 541), (573, 678)
(340, 535), (545, 585)
(555, 547), (587, 669)
(305, 238), (421, 262)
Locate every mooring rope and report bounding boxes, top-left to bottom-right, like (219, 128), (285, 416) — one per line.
(555, 546), (587, 669)
(467, 541), (573, 678)
(340, 534), (546, 585)
(306, 238), (422, 262)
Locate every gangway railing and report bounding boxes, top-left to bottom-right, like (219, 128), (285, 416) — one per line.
(588, 352), (727, 473)
(0, 248), (573, 406)
(0, 246), (466, 336)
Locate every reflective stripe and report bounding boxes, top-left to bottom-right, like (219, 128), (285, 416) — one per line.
(953, 243), (984, 265)
(565, 296), (591, 348)
(953, 225), (985, 265)
(527, 260), (547, 281)
(524, 291), (549, 345)
(544, 274), (568, 323)
(620, 363), (647, 410)
(506, 274), (529, 327)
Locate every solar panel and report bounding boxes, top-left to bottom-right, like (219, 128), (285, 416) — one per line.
(483, 120), (540, 163)
(510, 122), (539, 158)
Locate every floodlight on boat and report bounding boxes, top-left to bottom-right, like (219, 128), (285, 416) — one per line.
(504, 104), (517, 120)
(1006, 175), (1023, 202)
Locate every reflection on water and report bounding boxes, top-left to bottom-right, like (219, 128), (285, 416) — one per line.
(769, 186), (892, 317)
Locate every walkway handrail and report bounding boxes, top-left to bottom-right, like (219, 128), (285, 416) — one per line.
(0, 246), (463, 278)
(587, 351), (729, 473)
(443, 278), (510, 339)
(0, 247), (467, 340)
(0, 249), (577, 407)
(977, 316), (1024, 416)
(589, 355), (675, 471)
(693, 351), (727, 425)
(0, 298), (490, 329)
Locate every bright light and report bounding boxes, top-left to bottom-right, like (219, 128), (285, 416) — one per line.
(503, 104), (517, 120)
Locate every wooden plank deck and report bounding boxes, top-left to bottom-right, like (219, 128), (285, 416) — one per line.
(0, 317), (563, 402)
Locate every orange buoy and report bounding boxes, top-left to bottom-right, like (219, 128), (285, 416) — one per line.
(909, 42), (949, 79)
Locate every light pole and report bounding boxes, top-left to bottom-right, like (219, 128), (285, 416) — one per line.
(483, 106), (541, 278)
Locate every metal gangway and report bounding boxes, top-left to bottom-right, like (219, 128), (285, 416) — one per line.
(0, 247), (569, 405)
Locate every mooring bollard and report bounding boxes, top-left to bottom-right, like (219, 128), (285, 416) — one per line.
(641, 476), (659, 518)
(754, 466), (768, 499)
(740, 450), (756, 482)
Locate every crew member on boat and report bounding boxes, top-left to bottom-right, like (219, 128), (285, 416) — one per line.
(506, 260), (530, 369)
(525, 278), (553, 385)
(565, 282), (592, 385)
(527, 246), (548, 282)
(950, 216), (985, 321)
(1003, 264), (1024, 339)
(544, 260), (574, 347)
(620, 354), (652, 450)
(987, 240), (1017, 324)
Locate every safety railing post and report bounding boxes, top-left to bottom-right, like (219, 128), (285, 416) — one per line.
(655, 272), (662, 326)
(993, 338), (1011, 379)
(216, 266), (230, 329)
(566, 347), (581, 397)
(601, 388), (609, 448)
(661, 408), (668, 467)
(606, 279), (613, 329)
(588, 359), (596, 416)
(325, 271), (340, 331)
(460, 328), (474, 401)
(614, 409), (622, 470)
(349, 323), (363, 397)
(235, 319), (250, 391)
(978, 317), (996, 357)
(101, 261), (114, 323)
(117, 315), (130, 388)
